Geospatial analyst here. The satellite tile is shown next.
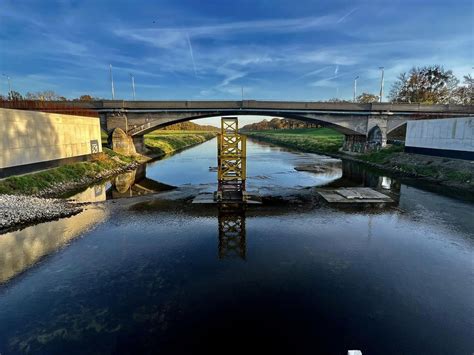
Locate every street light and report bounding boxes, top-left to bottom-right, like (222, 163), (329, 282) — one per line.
(129, 73), (136, 100)
(2, 74), (12, 98)
(379, 67), (385, 103)
(109, 64), (115, 100)
(353, 76), (359, 102)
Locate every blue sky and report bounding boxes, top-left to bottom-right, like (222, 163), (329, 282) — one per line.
(1, 0), (473, 104)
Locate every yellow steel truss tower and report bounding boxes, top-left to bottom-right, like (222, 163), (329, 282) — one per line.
(216, 117), (246, 201)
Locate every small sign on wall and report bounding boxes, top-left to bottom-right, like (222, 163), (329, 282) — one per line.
(90, 140), (99, 154)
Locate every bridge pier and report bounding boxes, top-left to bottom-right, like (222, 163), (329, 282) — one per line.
(132, 135), (147, 154)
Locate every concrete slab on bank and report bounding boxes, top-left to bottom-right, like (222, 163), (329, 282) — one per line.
(317, 187), (393, 203)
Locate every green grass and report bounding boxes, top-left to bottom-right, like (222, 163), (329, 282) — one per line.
(358, 145), (404, 163)
(144, 131), (217, 156)
(0, 148), (134, 195)
(245, 128), (344, 153)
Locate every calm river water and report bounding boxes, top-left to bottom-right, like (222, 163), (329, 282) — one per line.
(0, 138), (473, 354)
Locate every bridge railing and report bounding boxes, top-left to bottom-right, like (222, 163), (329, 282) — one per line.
(0, 100), (99, 117)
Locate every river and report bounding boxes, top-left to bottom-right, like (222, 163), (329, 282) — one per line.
(0, 138), (472, 354)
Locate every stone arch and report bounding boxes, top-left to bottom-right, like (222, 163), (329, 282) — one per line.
(367, 125), (383, 145)
(128, 111), (366, 137)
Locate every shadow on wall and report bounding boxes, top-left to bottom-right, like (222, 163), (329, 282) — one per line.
(0, 108), (102, 176)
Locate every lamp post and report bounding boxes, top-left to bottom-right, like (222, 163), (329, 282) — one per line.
(130, 73), (136, 100)
(109, 64), (115, 100)
(379, 67), (385, 102)
(353, 76), (359, 102)
(2, 74), (12, 99)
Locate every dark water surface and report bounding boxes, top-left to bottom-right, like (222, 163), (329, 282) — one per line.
(0, 138), (473, 354)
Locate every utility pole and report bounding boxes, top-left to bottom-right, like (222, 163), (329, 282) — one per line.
(353, 76), (359, 102)
(2, 74), (12, 98)
(379, 67), (385, 102)
(109, 64), (115, 100)
(241, 86), (244, 101)
(130, 73), (136, 100)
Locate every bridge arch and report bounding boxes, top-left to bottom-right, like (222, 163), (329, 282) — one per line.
(367, 126), (383, 145)
(125, 111), (368, 137)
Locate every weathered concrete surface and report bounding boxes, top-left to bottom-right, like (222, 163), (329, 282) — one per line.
(0, 108), (102, 169)
(406, 117), (474, 152)
(110, 128), (136, 156)
(317, 187), (393, 203)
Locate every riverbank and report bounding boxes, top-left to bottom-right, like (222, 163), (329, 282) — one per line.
(0, 148), (145, 197)
(0, 195), (84, 233)
(0, 131), (217, 232)
(145, 131), (217, 157)
(246, 129), (474, 191)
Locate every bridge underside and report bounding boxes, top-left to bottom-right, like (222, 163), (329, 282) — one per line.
(102, 110), (407, 154)
(101, 108), (466, 154)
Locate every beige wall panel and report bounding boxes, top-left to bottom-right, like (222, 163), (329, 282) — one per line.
(1, 108), (102, 169)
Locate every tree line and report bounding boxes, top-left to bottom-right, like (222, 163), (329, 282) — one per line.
(0, 91), (101, 102)
(329, 65), (472, 104)
(240, 117), (320, 131)
(1, 65), (472, 104)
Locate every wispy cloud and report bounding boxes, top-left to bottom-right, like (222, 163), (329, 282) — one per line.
(114, 15), (338, 49)
(186, 33), (198, 77)
(336, 7), (358, 23)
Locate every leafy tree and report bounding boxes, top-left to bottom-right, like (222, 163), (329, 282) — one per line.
(356, 92), (379, 103)
(74, 95), (94, 101)
(389, 65), (459, 104)
(8, 91), (23, 101)
(327, 98), (351, 103)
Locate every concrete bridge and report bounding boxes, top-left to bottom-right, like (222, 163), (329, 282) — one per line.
(67, 100), (474, 153)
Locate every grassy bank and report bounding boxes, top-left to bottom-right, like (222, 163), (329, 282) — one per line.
(145, 130), (217, 156)
(246, 128), (473, 189)
(244, 128), (344, 153)
(0, 148), (141, 195)
(358, 146), (473, 187)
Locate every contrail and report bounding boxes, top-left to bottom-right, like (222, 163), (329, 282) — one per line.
(336, 7), (358, 23)
(186, 32), (198, 78)
(334, 65), (339, 76)
(298, 66), (331, 79)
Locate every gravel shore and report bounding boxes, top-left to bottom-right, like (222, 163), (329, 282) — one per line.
(0, 194), (83, 233)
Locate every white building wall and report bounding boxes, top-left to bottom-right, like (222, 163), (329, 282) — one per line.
(405, 117), (474, 152)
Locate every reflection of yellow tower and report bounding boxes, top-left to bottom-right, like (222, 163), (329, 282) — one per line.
(218, 203), (246, 259)
(216, 117), (247, 202)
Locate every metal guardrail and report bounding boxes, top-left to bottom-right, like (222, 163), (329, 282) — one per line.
(0, 100), (99, 117)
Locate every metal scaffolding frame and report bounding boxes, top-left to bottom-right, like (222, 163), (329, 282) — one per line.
(216, 117), (246, 201)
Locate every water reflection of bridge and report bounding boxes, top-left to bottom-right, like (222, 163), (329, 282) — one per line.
(71, 164), (176, 202)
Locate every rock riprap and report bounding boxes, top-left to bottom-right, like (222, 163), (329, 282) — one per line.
(0, 194), (83, 232)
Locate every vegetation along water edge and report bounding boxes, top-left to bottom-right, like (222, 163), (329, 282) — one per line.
(245, 128), (474, 192)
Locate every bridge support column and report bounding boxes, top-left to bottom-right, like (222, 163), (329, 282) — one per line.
(109, 128), (137, 156)
(367, 116), (389, 147)
(343, 135), (367, 153)
(132, 135), (147, 154)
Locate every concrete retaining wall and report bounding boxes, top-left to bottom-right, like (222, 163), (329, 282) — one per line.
(0, 108), (102, 170)
(405, 117), (474, 160)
